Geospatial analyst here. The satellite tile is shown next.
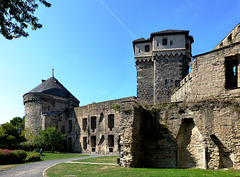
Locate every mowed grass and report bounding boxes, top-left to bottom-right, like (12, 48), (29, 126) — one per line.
(46, 163), (240, 177)
(74, 155), (119, 163)
(40, 152), (89, 161)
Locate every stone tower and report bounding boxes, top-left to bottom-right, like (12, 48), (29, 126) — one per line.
(133, 30), (194, 104)
(23, 76), (80, 133)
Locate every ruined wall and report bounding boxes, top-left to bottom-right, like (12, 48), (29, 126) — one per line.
(120, 100), (240, 169)
(171, 42), (240, 102)
(74, 97), (136, 154)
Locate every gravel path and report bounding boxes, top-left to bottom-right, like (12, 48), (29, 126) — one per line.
(0, 154), (103, 177)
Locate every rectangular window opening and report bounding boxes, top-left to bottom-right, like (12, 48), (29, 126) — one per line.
(83, 137), (87, 150)
(82, 118), (87, 131)
(68, 120), (72, 133)
(225, 58), (238, 88)
(108, 135), (114, 147)
(175, 80), (180, 87)
(162, 38), (167, 45)
(108, 114), (114, 131)
(91, 116), (96, 132)
(91, 136), (96, 152)
(145, 45), (150, 52)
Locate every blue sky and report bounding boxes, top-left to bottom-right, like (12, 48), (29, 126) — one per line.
(0, 0), (240, 124)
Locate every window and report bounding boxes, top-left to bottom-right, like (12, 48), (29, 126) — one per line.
(157, 41), (159, 47)
(82, 118), (87, 131)
(165, 79), (168, 85)
(227, 34), (232, 42)
(138, 48), (140, 53)
(83, 137), (87, 150)
(170, 40), (173, 46)
(175, 80), (180, 87)
(225, 57), (238, 88)
(186, 43), (190, 49)
(108, 114), (114, 131)
(145, 45), (150, 52)
(162, 38), (167, 45)
(91, 136), (96, 152)
(91, 116), (96, 132)
(61, 126), (65, 134)
(68, 120), (72, 133)
(108, 135), (114, 152)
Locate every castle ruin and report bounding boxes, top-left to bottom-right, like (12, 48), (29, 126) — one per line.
(24, 23), (240, 169)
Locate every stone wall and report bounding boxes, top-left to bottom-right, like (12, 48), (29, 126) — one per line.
(171, 42), (240, 102)
(120, 100), (240, 169)
(74, 96), (136, 154)
(135, 59), (154, 104)
(154, 53), (189, 104)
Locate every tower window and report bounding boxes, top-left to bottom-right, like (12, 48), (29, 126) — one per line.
(186, 43), (190, 49)
(170, 41), (173, 46)
(162, 38), (167, 45)
(175, 80), (180, 87)
(157, 41), (159, 47)
(145, 45), (150, 52)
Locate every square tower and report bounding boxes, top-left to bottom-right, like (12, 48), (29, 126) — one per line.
(133, 30), (194, 104)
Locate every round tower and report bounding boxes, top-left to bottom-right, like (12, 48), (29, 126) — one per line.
(23, 93), (43, 132)
(23, 76), (80, 134)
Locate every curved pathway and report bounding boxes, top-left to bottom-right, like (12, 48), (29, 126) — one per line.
(0, 154), (103, 177)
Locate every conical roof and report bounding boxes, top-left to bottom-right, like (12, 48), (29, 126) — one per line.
(25, 76), (78, 100)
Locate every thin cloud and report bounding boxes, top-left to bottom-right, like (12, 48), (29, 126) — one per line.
(98, 0), (137, 39)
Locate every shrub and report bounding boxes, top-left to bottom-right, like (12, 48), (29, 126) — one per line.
(0, 149), (27, 164)
(26, 153), (41, 162)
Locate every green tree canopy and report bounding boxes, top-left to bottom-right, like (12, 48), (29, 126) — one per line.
(38, 127), (65, 151)
(22, 127), (38, 151)
(10, 116), (25, 133)
(0, 0), (51, 39)
(0, 123), (26, 149)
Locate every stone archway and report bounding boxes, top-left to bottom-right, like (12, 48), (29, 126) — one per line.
(176, 118), (206, 169)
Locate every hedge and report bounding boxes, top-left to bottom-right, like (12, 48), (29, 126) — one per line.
(0, 149), (27, 165)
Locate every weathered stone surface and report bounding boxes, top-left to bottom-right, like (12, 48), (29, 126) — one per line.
(119, 101), (240, 169)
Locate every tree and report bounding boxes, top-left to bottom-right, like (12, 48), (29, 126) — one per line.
(0, 0), (51, 39)
(21, 127), (38, 151)
(38, 127), (65, 151)
(0, 123), (26, 149)
(10, 116), (25, 133)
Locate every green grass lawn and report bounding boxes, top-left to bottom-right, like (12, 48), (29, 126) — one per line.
(46, 156), (240, 177)
(40, 152), (89, 161)
(74, 155), (119, 164)
(46, 163), (240, 177)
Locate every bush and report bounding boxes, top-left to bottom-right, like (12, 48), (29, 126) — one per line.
(0, 149), (27, 164)
(26, 153), (41, 162)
